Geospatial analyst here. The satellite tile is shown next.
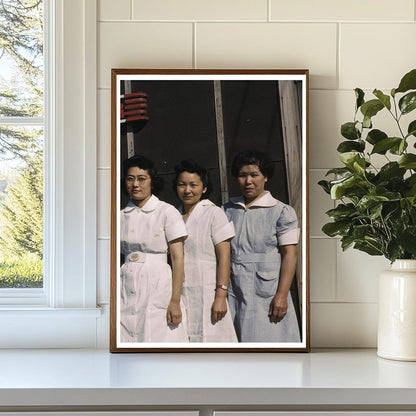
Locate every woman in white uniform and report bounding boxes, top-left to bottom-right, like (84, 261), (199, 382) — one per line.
(223, 150), (300, 343)
(173, 159), (238, 342)
(120, 155), (189, 343)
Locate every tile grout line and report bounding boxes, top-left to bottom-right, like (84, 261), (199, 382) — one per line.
(193, 22), (197, 68)
(336, 22), (341, 90)
(97, 18), (415, 24)
(333, 229), (339, 302)
(267, 0), (271, 22)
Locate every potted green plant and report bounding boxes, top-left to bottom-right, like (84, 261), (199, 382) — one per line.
(319, 68), (416, 361)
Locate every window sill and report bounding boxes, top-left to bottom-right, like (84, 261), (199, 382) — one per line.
(0, 307), (103, 348)
(0, 306), (102, 316)
(0, 348), (415, 411)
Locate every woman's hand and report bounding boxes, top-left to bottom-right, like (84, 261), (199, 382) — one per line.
(167, 300), (182, 327)
(211, 295), (227, 324)
(167, 237), (185, 327)
(268, 244), (297, 323)
(212, 240), (232, 324)
(268, 292), (288, 323)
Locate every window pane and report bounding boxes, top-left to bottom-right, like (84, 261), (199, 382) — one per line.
(0, 0), (44, 117)
(0, 0), (44, 290)
(0, 126), (43, 288)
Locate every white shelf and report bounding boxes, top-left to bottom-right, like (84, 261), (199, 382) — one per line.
(0, 348), (415, 410)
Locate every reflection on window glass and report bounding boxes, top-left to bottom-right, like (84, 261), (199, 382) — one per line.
(0, 0), (44, 289)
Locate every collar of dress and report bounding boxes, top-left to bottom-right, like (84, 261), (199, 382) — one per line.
(178, 198), (214, 214)
(122, 194), (159, 213)
(229, 191), (278, 208)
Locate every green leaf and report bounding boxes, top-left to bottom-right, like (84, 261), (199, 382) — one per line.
(326, 203), (357, 220)
(341, 235), (355, 251)
(330, 175), (367, 200)
(407, 174), (416, 186)
(399, 154), (416, 169)
(366, 129), (387, 145)
(357, 195), (389, 214)
(397, 227), (416, 255)
(378, 162), (406, 181)
(339, 152), (359, 166)
(407, 120), (416, 137)
(330, 177), (354, 200)
(354, 240), (383, 256)
(355, 88), (365, 110)
(341, 122), (360, 140)
(360, 99), (384, 119)
(373, 89), (391, 110)
(359, 195), (389, 206)
(365, 236), (384, 251)
(399, 92), (416, 115)
(398, 139), (408, 155)
(395, 69), (416, 94)
(322, 221), (351, 237)
(369, 203), (383, 220)
(353, 159), (366, 174)
(337, 140), (365, 153)
(338, 153), (369, 178)
(318, 180), (331, 194)
(371, 137), (403, 155)
(363, 116), (372, 129)
(390, 138), (408, 155)
(405, 175), (416, 197)
(328, 175), (354, 186)
(386, 240), (403, 263)
(325, 167), (352, 176)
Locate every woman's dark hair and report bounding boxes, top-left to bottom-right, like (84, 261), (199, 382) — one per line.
(172, 159), (213, 199)
(122, 155), (164, 195)
(231, 149), (274, 179)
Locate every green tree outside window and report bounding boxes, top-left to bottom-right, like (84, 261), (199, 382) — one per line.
(0, 0), (44, 288)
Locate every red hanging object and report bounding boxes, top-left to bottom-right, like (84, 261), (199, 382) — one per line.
(120, 92), (149, 132)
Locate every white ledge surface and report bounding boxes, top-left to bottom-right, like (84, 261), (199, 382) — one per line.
(0, 348), (416, 408)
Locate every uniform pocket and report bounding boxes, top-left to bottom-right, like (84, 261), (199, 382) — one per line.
(152, 265), (172, 309)
(255, 263), (279, 298)
(120, 265), (136, 300)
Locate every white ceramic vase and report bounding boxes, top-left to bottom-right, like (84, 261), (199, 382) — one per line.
(378, 259), (416, 361)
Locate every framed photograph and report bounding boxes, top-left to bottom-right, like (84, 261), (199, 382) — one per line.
(110, 69), (309, 352)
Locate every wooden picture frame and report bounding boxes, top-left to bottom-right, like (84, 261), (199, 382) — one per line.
(110, 69), (310, 352)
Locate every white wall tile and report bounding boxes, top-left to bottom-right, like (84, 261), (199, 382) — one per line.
(132, 0), (267, 21)
(99, 0), (131, 21)
(97, 239), (110, 304)
(340, 24), (416, 90)
(98, 22), (193, 89)
(98, 89), (111, 168)
(311, 303), (377, 347)
(271, 0), (414, 22)
(309, 90), (356, 169)
(309, 169), (334, 237)
(196, 23), (338, 89)
(336, 245), (389, 303)
(98, 168), (111, 239)
(310, 238), (336, 302)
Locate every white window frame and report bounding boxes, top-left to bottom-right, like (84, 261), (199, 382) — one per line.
(0, 0), (101, 348)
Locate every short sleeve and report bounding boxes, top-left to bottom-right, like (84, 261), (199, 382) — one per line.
(164, 205), (188, 243)
(277, 204), (300, 246)
(211, 207), (235, 246)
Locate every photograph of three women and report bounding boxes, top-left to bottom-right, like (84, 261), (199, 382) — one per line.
(110, 70), (309, 352)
